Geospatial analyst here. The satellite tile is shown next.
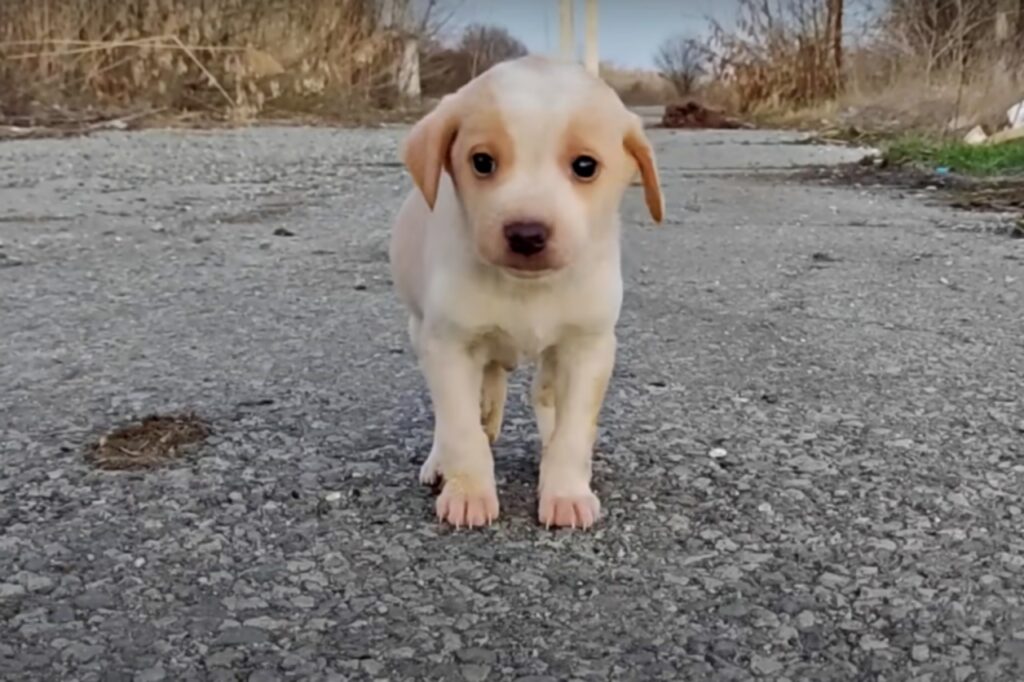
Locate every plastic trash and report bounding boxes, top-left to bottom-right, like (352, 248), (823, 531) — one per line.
(1009, 100), (1024, 130)
(963, 125), (988, 145)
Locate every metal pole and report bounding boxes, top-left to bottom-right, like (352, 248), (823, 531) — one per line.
(583, 0), (599, 75)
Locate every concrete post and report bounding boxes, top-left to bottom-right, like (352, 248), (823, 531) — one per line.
(559, 0), (575, 61)
(583, 0), (599, 76)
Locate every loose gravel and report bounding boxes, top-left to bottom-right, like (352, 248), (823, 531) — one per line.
(1, 126), (1022, 681)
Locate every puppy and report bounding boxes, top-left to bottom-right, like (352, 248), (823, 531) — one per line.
(389, 55), (664, 529)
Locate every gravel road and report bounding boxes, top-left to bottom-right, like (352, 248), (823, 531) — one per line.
(1, 126), (1023, 681)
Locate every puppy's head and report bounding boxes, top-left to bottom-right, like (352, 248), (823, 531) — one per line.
(401, 55), (663, 278)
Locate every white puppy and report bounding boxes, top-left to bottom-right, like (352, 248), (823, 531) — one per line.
(389, 55), (664, 529)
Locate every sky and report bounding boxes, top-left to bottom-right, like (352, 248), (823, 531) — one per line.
(439, 0), (740, 70)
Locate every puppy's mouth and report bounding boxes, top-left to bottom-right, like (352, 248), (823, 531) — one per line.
(497, 255), (561, 279)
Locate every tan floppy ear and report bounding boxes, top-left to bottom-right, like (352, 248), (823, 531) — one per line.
(624, 114), (665, 224)
(401, 94), (461, 210)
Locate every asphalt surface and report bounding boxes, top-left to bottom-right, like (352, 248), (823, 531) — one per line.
(1, 125), (1023, 682)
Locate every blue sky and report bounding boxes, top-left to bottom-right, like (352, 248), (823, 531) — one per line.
(441, 0), (739, 69)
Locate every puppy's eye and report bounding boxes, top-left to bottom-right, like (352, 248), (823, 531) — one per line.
(471, 152), (496, 177)
(571, 155), (599, 181)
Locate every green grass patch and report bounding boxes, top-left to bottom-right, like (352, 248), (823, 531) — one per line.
(884, 136), (1024, 176)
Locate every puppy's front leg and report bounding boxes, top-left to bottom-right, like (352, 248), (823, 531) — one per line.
(418, 334), (499, 528)
(538, 332), (616, 529)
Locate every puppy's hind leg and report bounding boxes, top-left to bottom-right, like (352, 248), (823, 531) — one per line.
(409, 315), (443, 487)
(480, 361), (508, 445)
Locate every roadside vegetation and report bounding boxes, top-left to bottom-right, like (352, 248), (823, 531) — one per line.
(883, 136), (1024, 175)
(1, 0), (1021, 172)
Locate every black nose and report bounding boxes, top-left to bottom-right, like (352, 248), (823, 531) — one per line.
(503, 221), (549, 257)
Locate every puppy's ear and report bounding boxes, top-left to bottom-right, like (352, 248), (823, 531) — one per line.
(623, 114), (664, 224)
(401, 94), (462, 210)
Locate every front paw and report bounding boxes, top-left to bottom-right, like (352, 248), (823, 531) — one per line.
(436, 475), (500, 528)
(537, 475), (601, 529)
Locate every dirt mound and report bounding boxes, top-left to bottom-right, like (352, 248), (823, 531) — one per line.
(660, 101), (749, 130)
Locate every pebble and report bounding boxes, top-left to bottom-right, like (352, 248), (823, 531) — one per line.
(134, 667), (167, 682)
(859, 635), (889, 651)
(819, 572), (849, 588)
(750, 654), (783, 675)
(212, 626), (269, 647)
(0, 583), (26, 598)
(461, 664), (491, 682)
(456, 648), (497, 665)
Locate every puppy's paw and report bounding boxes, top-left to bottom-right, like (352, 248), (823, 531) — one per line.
(537, 485), (601, 530)
(436, 476), (499, 528)
(419, 445), (442, 486)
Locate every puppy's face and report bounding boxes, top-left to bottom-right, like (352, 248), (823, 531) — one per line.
(402, 57), (664, 278)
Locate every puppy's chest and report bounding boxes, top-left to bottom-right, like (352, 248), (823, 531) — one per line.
(474, 318), (560, 367)
(455, 290), (594, 365)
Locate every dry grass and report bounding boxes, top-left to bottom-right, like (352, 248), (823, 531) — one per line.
(600, 63), (675, 106)
(86, 413), (210, 471)
(707, 0), (843, 114)
(706, 0), (1023, 135)
(0, 0), (419, 125)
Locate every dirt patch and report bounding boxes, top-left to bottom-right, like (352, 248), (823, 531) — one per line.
(798, 160), (1024, 237)
(86, 413), (210, 471)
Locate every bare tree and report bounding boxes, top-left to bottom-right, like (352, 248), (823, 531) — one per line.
(654, 35), (706, 96)
(826, 0), (844, 90)
(458, 24), (528, 78)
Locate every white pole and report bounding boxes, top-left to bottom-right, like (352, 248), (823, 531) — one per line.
(559, 0), (575, 62)
(583, 0), (599, 75)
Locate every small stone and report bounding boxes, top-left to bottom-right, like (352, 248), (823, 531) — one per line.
(715, 537), (739, 552)
(21, 574), (55, 594)
(207, 649), (245, 668)
(750, 654), (783, 675)
(979, 574), (1001, 588)
(912, 644), (930, 662)
(456, 648), (497, 665)
(213, 626), (269, 647)
(859, 635), (888, 651)
(134, 666), (167, 682)
(74, 591), (115, 610)
(324, 491), (342, 503)
(777, 625), (798, 643)
(62, 642), (104, 663)
(0, 583), (26, 598)
(51, 604), (75, 623)
(248, 671), (279, 682)
(272, 227), (295, 237)
(709, 447), (728, 459)
(461, 664), (491, 682)
(953, 666), (975, 682)
(796, 611), (816, 629)
(243, 616), (290, 631)
(819, 572), (849, 588)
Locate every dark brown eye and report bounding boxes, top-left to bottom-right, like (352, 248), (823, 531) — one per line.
(471, 152), (496, 177)
(571, 155), (599, 180)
